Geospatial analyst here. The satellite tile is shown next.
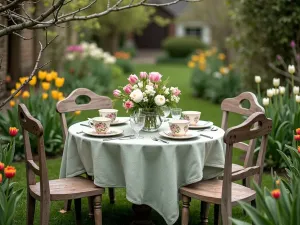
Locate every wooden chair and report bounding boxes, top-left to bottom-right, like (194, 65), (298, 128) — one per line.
(180, 112), (272, 225)
(56, 88), (115, 213)
(18, 103), (104, 225)
(199, 92), (265, 224)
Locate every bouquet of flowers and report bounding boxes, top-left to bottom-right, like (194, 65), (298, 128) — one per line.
(113, 72), (181, 131)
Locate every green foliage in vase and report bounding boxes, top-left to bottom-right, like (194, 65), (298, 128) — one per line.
(232, 145), (300, 225)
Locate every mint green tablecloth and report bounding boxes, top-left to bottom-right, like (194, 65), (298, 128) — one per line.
(60, 118), (225, 225)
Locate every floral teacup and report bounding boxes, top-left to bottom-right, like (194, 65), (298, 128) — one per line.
(99, 109), (118, 123)
(168, 120), (190, 136)
(182, 111), (201, 125)
(88, 117), (111, 134)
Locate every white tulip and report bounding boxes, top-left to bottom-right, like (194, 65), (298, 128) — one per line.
(288, 65), (296, 74)
(267, 89), (274, 98)
(262, 98), (270, 106)
(130, 89), (143, 103)
(293, 86), (300, 95)
(154, 95), (166, 106)
(66, 53), (75, 61)
(255, 76), (261, 83)
(279, 86), (285, 95)
(273, 88), (279, 95)
(296, 95), (300, 103)
(273, 78), (280, 87)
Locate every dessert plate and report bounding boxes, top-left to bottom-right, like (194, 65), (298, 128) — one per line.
(82, 128), (123, 137)
(159, 131), (199, 140)
(111, 118), (129, 126)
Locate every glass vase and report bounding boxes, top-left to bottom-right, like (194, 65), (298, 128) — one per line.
(139, 108), (163, 132)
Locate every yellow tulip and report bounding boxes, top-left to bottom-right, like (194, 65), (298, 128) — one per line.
(45, 73), (53, 82)
(50, 71), (58, 79)
(41, 82), (50, 91)
(58, 92), (63, 98)
(10, 100), (15, 107)
(55, 77), (65, 88)
(74, 110), (81, 115)
(199, 64), (206, 71)
(19, 76), (28, 84)
(29, 76), (37, 86)
(191, 55), (199, 62)
(42, 92), (48, 100)
(51, 90), (59, 100)
(218, 53), (226, 61)
(15, 82), (21, 89)
(58, 96), (65, 101)
(22, 91), (30, 99)
(11, 89), (21, 97)
(188, 61), (195, 68)
(220, 67), (229, 75)
(38, 71), (47, 80)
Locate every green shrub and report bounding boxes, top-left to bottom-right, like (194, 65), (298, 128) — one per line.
(115, 59), (135, 74)
(189, 48), (241, 103)
(162, 37), (206, 58)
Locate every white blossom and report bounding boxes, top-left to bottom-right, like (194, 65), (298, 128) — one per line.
(255, 76), (261, 84)
(273, 78), (280, 87)
(262, 98), (270, 106)
(130, 89), (143, 103)
(288, 65), (296, 74)
(266, 89), (274, 98)
(293, 86), (300, 95)
(154, 95), (166, 106)
(279, 86), (285, 95)
(296, 95), (300, 103)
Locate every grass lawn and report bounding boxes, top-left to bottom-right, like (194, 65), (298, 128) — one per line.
(12, 63), (273, 224)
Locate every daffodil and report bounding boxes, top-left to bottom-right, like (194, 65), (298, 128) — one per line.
(42, 93), (48, 100)
(55, 77), (65, 88)
(191, 55), (199, 62)
(41, 82), (50, 91)
(50, 71), (58, 79)
(22, 91), (30, 99)
(58, 92), (63, 99)
(29, 76), (37, 86)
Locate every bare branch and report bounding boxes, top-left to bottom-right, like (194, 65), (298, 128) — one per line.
(269, 62), (300, 83)
(0, 0), (21, 13)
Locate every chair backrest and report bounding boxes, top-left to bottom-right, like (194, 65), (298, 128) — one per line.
(18, 104), (50, 200)
(56, 88), (113, 141)
(221, 112), (272, 210)
(221, 92), (265, 168)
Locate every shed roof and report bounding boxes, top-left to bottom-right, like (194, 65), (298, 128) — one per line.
(147, 0), (187, 16)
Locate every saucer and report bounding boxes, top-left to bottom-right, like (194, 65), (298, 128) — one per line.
(189, 120), (213, 129)
(159, 131), (199, 140)
(82, 128), (123, 137)
(111, 118), (129, 126)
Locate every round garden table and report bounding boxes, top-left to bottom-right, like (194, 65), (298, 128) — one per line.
(60, 117), (226, 225)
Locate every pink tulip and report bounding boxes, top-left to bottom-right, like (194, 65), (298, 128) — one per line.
(149, 72), (162, 83)
(172, 88), (181, 96)
(128, 74), (139, 84)
(140, 72), (148, 79)
(291, 40), (296, 48)
(276, 55), (282, 61)
(123, 100), (134, 110)
(113, 89), (121, 97)
(123, 84), (132, 94)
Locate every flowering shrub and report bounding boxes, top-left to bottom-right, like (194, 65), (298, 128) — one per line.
(113, 72), (181, 113)
(0, 128), (24, 225)
(114, 51), (135, 74)
(0, 71), (76, 159)
(232, 145), (300, 225)
(63, 42), (120, 95)
(188, 48), (241, 103)
(255, 67), (300, 168)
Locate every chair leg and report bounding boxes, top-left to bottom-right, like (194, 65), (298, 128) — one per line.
(251, 200), (256, 208)
(75, 198), (82, 225)
(181, 195), (191, 225)
(88, 196), (94, 218)
(64, 200), (72, 211)
(221, 202), (231, 225)
(214, 204), (221, 225)
(27, 193), (36, 225)
(200, 201), (210, 225)
(40, 200), (51, 225)
(108, 188), (115, 204)
(94, 195), (103, 225)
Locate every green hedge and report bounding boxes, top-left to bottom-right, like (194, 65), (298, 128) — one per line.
(162, 37), (206, 58)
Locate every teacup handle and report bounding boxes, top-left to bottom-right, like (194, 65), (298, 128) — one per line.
(88, 119), (94, 128)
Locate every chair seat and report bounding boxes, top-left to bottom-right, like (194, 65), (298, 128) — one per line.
(232, 164), (244, 173)
(180, 180), (256, 205)
(29, 177), (105, 201)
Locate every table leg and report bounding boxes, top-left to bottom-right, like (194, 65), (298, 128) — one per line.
(200, 201), (210, 225)
(131, 204), (155, 225)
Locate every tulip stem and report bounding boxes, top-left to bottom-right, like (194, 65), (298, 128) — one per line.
(292, 75), (294, 89)
(257, 84), (261, 101)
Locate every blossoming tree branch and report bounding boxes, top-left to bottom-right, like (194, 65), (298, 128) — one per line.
(0, 0), (202, 110)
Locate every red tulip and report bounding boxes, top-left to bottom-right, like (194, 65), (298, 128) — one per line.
(0, 174), (2, 184)
(294, 135), (300, 141)
(271, 189), (281, 199)
(4, 166), (16, 179)
(9, 127), (18, 137)
(0, 162), (4, 171)
(298, 146), (300, 153)
(296, 128), (300, 135)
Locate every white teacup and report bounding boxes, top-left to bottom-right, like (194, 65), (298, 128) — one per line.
(99, 109), (118, 123)
(88, 117), (111, 134)
(168, 120), (190, 136)
(182, 111), (201, 125)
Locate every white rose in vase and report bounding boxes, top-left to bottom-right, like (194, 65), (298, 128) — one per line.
(154, 95), (166, 106)
(130, 89), (143, 103)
